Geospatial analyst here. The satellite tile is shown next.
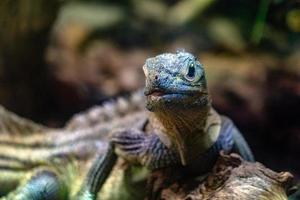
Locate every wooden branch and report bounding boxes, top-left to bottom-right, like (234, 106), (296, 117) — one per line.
(146, 152), (294, 200)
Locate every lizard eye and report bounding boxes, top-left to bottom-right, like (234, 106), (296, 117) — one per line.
(184, 63), (196, 81)
(183, 62), (202, 83)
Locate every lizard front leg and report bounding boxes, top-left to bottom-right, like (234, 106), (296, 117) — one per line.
(74, 129), (178, 200)
(111, 129), (180, 170)
(75, 144), (117, 200)
(221, 117), (255, 162)
(0, 168), (67, 200)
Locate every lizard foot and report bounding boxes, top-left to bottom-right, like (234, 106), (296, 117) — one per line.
(111, 129), (179, 169)
(0, 169), (67, 200)
(111, 128), (149, 164)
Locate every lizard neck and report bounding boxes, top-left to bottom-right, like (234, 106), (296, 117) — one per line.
(149, 97), (220, 165)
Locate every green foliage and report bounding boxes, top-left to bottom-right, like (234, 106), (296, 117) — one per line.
(251, 0), (271, 44)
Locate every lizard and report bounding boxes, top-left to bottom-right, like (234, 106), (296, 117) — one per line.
(78, 50), (255, 199)
(0, 50), (254, 200)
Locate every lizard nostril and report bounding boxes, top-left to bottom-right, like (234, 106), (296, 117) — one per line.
(155, 75), (158, 80)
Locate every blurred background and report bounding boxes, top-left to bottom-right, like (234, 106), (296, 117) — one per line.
(0, 0), (299, 184)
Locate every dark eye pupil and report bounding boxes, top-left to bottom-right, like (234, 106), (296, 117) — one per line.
(187, 66), (195, 78)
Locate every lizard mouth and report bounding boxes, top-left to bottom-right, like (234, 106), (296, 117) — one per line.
(146, 89), (165, 97)
(145, 89), (167, 102)
(145, 88), (196, 98)
(146, 89), (195, 104)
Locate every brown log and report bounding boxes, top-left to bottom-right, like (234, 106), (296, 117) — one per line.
(146, 152), (294, 200)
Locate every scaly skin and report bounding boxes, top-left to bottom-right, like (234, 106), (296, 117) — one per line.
(0, 50), (254, 200)
(82, 50), (254, 199)
(0, 93), (147, 200)
(111, 50), (254, 169)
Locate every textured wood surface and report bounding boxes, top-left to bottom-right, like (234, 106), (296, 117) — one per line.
(146, 152), (294, 200)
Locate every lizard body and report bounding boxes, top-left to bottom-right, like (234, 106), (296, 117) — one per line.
(0, 50), (254, 200)
(111, 50), (254, 169)
(82, 50), (254, 199)
(0, 93), (147, 200)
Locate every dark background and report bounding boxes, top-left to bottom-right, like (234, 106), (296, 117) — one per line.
(0, 0), (299, 184)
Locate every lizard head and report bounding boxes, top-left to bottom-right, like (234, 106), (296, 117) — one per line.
(143, 50), (211, 165)
(143, 50), (209, 112)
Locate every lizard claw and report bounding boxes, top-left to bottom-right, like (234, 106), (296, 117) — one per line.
(111, 129), (179, 169)
(111, 129), (149, 164)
